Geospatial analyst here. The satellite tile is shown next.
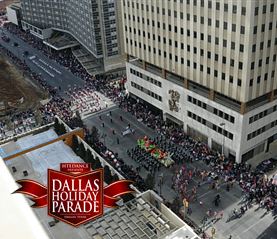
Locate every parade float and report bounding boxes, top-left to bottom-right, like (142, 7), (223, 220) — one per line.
(137, 136), (174, 167)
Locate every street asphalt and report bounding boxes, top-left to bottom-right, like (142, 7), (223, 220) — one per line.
(1, 28), (277, 239)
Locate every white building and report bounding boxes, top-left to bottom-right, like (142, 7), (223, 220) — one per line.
(122, 0), (277, 162)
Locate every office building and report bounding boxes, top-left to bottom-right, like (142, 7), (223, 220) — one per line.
(19, 0), (125, 74)
(122, 0), (277, 162)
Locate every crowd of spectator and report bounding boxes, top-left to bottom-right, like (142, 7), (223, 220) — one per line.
(3, 23), (277, 230)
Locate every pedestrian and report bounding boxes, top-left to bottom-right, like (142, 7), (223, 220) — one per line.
(112, 130), (115, 134)
(120, 115), (123, 121)
(199, 201), (203, 207)
(59, 86), (61, 91)
(214, 211), (217, 220)
(187, 207), (192, 215)
(197, 180), (201, 187)
(102, 123), (104, 127)
(116, 138), (119, 144)
(128, 123), (130, 129)
(110, 118), (113, 123)
(212, 183), (216, 189)
(220, 211), (224, 219)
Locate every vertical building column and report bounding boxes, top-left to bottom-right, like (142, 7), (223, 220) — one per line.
(162, 69), (166, 79)
(184, 78), (189, 89)
(210, 89), (215, 101)
(142, 61), (146, 70)
(125, 54), (129, 62)
(268, 91), (274, 102)
(241, 102), (246, 115)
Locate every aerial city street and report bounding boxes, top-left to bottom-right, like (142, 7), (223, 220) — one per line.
(0, 0), (277, 239)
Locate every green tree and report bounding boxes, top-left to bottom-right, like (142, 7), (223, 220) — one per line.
(54, 118), (60, 134)
(74, 110), (83, 127)
(171, 195), (182, 214)
(58, 123), (66, 135)
(84, 149), (91, 163)
(112, 173), (119, 182)
(144, 173), (155, 190)
(79, 142), (86, 159)
(87, 153), (95, 165)
(104, 165), (113, 184)
(90, 126), (99, 143)
(71, 135), (79, 153)
(94, 157), (102, 169)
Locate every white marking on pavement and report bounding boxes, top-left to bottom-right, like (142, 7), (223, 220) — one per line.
(237, 214), (275, 237)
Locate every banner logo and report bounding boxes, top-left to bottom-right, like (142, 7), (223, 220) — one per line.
(13, 163), (136, 227)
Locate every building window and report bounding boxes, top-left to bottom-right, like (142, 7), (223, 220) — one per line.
(263, 5), (266, 14)
(237, 79), (242, 86)
(252, 44), (256, 52)
(253, 26), (257, 34)
(222, 72), (226, 80)
(233, 5), (237, 14)
(257, 76), (261, 83)
(255, 7), (259, 15)
(224, 4), (228, 12)
(232, 24), (236, 32)
(241, 6), (246, 16)
(216, 20), (219, 28)
(224, 22), (228, 30)
(241, 26), (245, 34)
(240, 44), (244, 52)
(229, 76), (233, 83)
(249, 79), (253, 86)
(239, 62), (243, 70)
(214, 70), (218, 77)
(261, 24), (265, 32)
(216, 2), (220, 10)
(201, 17), (204, 24)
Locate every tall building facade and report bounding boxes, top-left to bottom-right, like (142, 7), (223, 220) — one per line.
(20, 0), (125, 72)
(122, 0), (277, 162)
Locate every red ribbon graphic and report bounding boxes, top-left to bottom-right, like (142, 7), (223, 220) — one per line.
(13, 179), (136, 208)
(12, 180), (47, 208)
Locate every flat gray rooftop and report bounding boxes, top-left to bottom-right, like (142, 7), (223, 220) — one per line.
(17, 129), (83, 184)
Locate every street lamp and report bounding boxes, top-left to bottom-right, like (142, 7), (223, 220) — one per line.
(220, 123), (225, 157)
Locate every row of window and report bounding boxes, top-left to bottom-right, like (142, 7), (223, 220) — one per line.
(187, 95), (235, 123)
(247, 119), (277, 141)
(249, 105), (277, 124)
(130, 68), (162, 87)
(249, 71), (275, 86)
(124, 0), (249, 16)
(125, 26), (246, 54)
(130, 81), (162, 102)
(253, 22), (277, 34)
(125, 14), (248, 36)
(187, 111), (234, 140)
